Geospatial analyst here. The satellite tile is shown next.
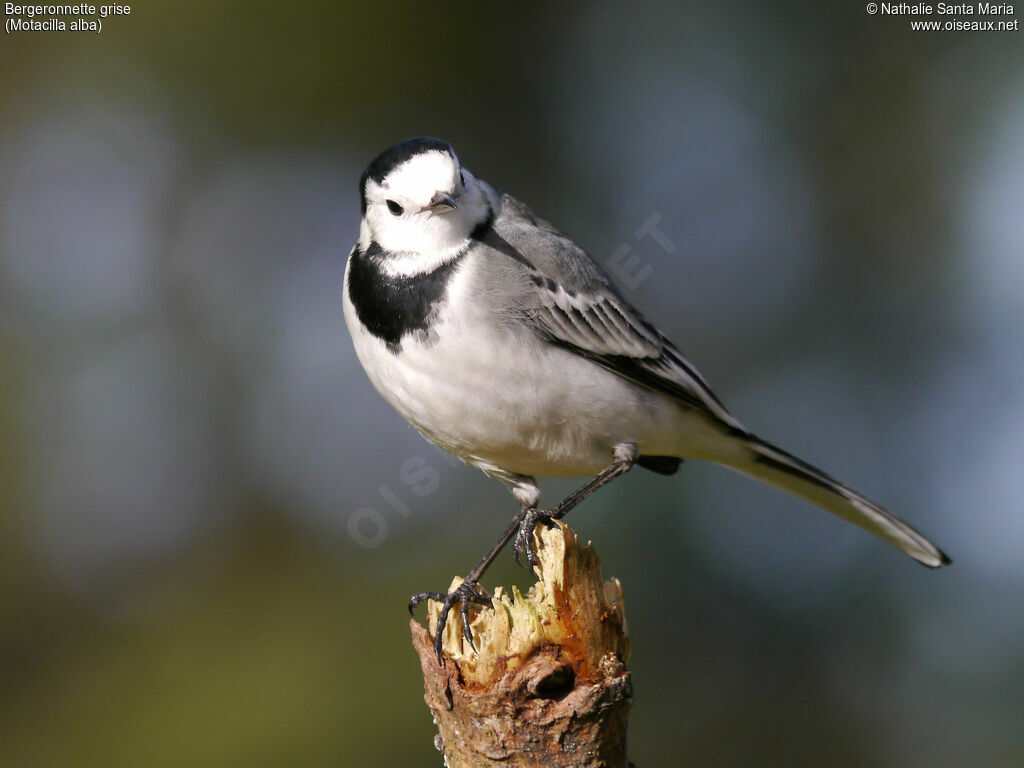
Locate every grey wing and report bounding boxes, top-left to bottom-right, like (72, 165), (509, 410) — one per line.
(491, 195), (743, 430)
(530, 278), (742, 428)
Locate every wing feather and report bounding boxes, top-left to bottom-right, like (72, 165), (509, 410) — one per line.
(528, 272), (739, 426)
(486, 192), (741, 428)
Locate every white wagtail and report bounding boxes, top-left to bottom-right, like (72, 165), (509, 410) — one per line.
(343, 137), (950, 661)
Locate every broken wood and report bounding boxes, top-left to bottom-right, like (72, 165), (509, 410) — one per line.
(410, 521), (633, 767)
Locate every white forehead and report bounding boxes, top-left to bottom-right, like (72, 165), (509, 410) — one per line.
(381, 150), (459, 202)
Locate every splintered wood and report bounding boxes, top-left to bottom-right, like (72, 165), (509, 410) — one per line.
(410, 521), (633, 768)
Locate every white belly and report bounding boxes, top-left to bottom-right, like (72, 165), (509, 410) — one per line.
(343, 261), (722, 479)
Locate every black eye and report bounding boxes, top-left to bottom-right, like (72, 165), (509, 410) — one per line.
(459, 171), (465, 186)
(386, 199), (403, 216)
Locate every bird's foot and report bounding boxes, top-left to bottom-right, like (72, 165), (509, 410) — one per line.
(513, 507), (559, 568)
(409, 579), (493, 665)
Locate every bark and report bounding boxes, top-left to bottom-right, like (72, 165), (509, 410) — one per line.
(410, 522), (634, 767)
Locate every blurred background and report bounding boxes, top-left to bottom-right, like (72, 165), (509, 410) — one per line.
(1, 1), (1022, 765)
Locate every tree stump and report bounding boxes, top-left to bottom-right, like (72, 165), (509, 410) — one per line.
(410, 521), (633, 767)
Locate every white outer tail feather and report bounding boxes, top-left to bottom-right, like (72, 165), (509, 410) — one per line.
(721, 435), (950, 568)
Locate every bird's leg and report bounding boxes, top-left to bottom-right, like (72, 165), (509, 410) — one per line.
(513, 443), (637, 567)
(409, 508), (527, 665)
(408, 445), (637, 663)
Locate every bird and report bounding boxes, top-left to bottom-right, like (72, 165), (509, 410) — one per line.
(342, 137), (950, 662)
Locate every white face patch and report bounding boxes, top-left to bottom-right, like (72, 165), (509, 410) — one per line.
(383, 150), (460, 211)
(364, 153), (494, 273)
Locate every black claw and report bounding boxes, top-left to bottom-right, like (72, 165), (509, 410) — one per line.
(433, 599), (450, 663)
(408, 590), (445, 615)
(460, 599), (476, 653)
(408, 580), (492, 665)
(512, 508), (556, 568)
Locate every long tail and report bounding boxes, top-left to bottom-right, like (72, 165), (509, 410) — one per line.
(719, 434), (950, 568)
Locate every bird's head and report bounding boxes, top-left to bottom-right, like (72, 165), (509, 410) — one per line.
(359, 137), (491, 263)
